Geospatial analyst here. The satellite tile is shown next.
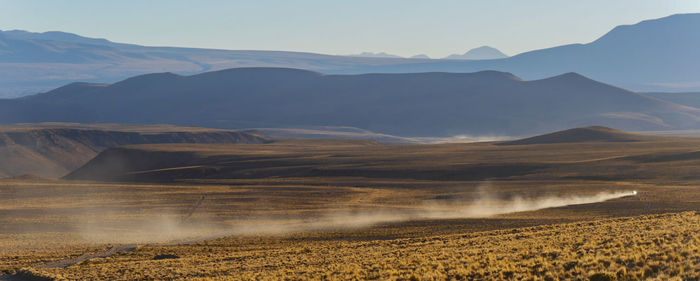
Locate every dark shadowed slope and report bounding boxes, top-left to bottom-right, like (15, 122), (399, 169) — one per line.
(1, 67), (698, 137)
(498, 126), (669, 145)
(0, 123), (270, 178)
(1, 13), (700, 97)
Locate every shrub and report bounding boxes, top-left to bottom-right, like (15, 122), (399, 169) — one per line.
(590, 272), (616, 281)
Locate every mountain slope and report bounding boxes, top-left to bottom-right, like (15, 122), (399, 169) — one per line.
(0, 123), (270, 178)
(1, 67), (698, 137)
(344, 13), (700, 91)
(644, 92), (700, 109)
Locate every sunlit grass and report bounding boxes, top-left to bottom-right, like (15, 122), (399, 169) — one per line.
(21, 212), (699, 280)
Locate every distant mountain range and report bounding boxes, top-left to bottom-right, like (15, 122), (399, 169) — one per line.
(350, 52), (405, 58)
(1, 67), (697, 137)
(444, 46), (508, 60)
(350, 47), (509, 60)
(0, 30), (412, 98)
(1, 13), (699, 97)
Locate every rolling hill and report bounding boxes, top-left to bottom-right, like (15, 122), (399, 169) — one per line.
(0, 67), (697, 137)
(0, 123), (270, 178)
(498, 126), (668, 145)
(1, 13), (699, 97)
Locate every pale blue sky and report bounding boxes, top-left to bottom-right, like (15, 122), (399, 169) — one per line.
(1, 0), (699, 58)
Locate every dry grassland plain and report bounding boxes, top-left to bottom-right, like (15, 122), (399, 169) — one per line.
(2, 133), (700, 280)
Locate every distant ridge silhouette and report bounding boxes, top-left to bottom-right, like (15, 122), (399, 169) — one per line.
(1, 67), (698, 136)
(444, 46), (508, 60)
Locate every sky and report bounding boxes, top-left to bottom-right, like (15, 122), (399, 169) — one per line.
(1, 0), (699, 58)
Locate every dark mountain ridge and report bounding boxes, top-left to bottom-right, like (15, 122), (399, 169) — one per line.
(1, 67), (697, 137)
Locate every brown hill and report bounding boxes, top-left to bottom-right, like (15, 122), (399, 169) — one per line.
(498, 126), (670, 145)
(0, 123), (271, 178)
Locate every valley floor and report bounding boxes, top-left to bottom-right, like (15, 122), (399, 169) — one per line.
(1, 177), (699, 280)
(3, 132), (700, 280)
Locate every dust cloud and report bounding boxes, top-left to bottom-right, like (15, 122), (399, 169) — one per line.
(419, 190), (638, 219)
(71, 189), (637, 244)
(223, 189), (637, 236)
